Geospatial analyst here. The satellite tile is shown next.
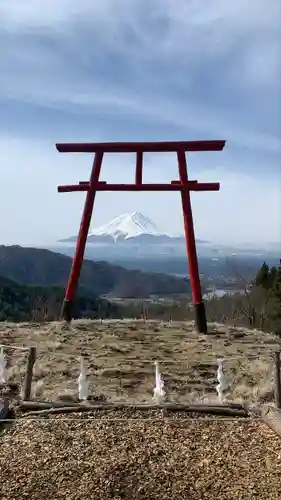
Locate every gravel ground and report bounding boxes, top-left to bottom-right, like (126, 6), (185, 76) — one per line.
(1, 415), (281, 500)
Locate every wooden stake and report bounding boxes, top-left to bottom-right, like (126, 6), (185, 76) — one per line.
(22, 347), (36, 401)
(0, 397), (9, 420)
(262, 405), (281, 438)
(274, 351), (281, 409)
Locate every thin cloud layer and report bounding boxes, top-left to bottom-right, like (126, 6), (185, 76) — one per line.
(0, 0), (280, 243)
(1, 1), (280, 148)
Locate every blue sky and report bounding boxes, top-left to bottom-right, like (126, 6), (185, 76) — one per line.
(0, 0), (280, 246)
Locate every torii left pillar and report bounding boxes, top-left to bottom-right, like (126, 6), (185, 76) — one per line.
(61, 151), (103, 322)
(56, 140), (225, 333)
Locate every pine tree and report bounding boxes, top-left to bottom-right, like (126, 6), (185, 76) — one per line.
(270, 260), (281, 333)
(254, 260), (281, 334)
(272, 260), (281, 302)
(255, 262), (271, 289)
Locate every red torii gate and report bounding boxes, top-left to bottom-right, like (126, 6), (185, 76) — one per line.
(56, 140), (225, 333)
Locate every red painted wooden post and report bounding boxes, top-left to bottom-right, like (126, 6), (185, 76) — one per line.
(62, 151), (103, 322)
(135, 151), (143, 185)
(177, 150), (207, 334)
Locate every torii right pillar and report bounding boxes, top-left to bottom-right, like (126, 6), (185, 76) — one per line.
(177, 149), (208, 334)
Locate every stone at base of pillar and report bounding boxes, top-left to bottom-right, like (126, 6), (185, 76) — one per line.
(194, 302), (207, 334)
(61, 299), (74, 323)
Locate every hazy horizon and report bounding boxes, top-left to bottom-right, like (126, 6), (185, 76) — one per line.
(1, 207), (280, 250)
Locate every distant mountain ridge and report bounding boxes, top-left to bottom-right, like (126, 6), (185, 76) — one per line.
(0, 245), (191, 298)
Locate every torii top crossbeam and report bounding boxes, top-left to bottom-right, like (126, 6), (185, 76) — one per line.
(56, 140), (225, 153)
(56, 139), (225, 334)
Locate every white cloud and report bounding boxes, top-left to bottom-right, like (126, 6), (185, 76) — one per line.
(2, 1), (280, 63)
(0, 1), (280, 246)
(0, 0), (279, 152)
(0, 45), (279, 154)
(1, 0), (279, 80)
(1, 0), (279, 48)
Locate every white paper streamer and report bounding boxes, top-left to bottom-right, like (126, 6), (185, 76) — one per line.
(0, 347), (7, 385)
(216, 358), (228, 404)
(153, 361), (166, 405)
(77, 357), (89, 401)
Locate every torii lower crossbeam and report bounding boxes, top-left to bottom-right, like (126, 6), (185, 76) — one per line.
(56, 140), (225, 334)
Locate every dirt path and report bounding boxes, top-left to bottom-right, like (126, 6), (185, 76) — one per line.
(0, 416), (281, 499)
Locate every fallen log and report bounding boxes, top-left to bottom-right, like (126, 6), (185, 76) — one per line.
(21, 403), (248, 418)
(19, 400), (81, 410)
(261, 405), (281, 438)
(19, 400), (245, 411)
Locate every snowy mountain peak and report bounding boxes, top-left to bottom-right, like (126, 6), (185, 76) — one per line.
(90, 212), (167, 241)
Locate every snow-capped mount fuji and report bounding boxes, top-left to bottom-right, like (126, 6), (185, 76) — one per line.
(57, 212), (216, 260)
(54, 213), (280, 263)
(90, 212), (165, 241)
(59, 212), (179, 244)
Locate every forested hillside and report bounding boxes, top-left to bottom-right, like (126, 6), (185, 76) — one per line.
(0, 245), (190, 298)
(0, 275), (119, 321)
(0, 245), (280, 333)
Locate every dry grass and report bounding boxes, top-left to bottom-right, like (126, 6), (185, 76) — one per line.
(1, 320), (281, 500)
(1, 319), (280, 405)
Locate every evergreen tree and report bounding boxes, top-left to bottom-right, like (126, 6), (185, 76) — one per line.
(255, 262), (271, 289)
(272, 260), (281, 304)
(253, 260), (281, 334)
